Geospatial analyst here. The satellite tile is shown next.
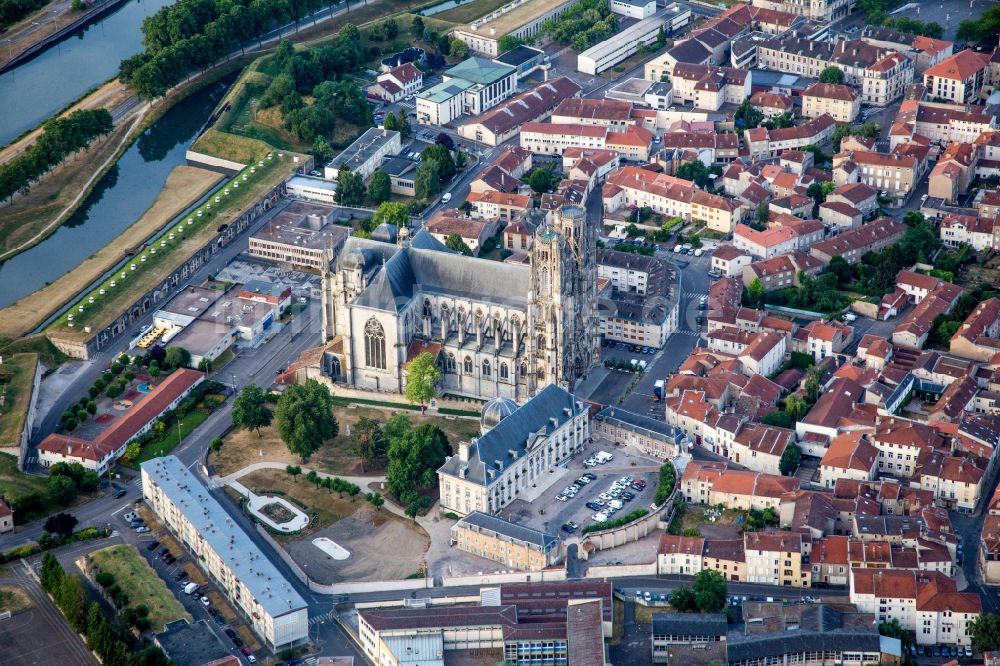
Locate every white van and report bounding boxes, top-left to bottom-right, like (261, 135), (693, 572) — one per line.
(609, 499), (624, 510)
(593, 512), (608, 522)
(441, 192), (452, 203)
(595, 451), (614, 464)
(183, 582), (200, 596)
(843, 312), (857, 322)
(638, 360), (648, 371)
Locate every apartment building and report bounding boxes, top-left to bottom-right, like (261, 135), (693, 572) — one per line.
(657, 535), (705, 575)
(324, 128), (402, 181)
(819, 432), (878, 488)
(551, 97), (633, 128)
(950, 297), (1000, 362)
(861, 26), (954, 73)
(680, 461), (800, 511)
(751, 0), (853, 23)
(597, 249), (679, 347)
(521, 123), (653, 160)
(745, 531), (811, 587)
(458, 76), (583, 147)
(141, 456), (308, 650)
(438, 385), (588, 516)
(593, 406), (683, 460)
(452, 512), (560, 570)
(849, 568), (980, 645)
(744, 114), (836, 158)
(750, 91), (794, 118)
(834, 150), (917, 207)
(918, 452), (986, 512)
(802, 83), (860, 123)
(742, 251), (824, 290)
(903, 103), (997, 147)
(602, 166), (742, 232)
(732, 224), (809, 259)
(578, 16), (667, 75)
(923, 50), (990, 104)
(367, 62), (423, 102)
(808, 217), (905, 264)
(929, 142), (978, 204)
(669, 63), (750, 111)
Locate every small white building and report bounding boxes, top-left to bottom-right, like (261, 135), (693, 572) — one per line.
(609, 0), (656, 19)
(323, 128), (402, 181)
(286, 175), (338, 205)
(578, 17), (667, 75)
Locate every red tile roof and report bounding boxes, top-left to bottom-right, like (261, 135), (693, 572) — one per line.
(923, 49), (990, 81)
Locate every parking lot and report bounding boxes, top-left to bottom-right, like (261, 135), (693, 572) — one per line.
(123, 507), (262, 664)
(503, 448), (662, 541)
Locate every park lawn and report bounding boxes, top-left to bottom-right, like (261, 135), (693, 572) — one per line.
(0, 584), (33, 615)
(89, 545), (190, 629)
(0, 353), (38, 446)
(133, 409), (211, 466)
(0, 167), (222, 341)
(433, 0), (509, 24)
(191, 129), (276, 165)
(237, 468), (368, 535)
(212, 406), (480, 477)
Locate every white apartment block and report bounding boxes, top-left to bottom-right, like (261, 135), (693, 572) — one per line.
(751, 0), (853, 23)
(141, 456), (309, 651)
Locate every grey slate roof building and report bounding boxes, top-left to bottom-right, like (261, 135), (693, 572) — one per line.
(320, 206), (600, 404)
(438, 384), (590, 515)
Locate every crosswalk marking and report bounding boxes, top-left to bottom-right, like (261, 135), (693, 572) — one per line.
(309, 610), (333, 625)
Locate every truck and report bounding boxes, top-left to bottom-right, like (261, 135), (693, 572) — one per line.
(183, 583), (200, 596)
(653, 380), (664, 401)
(595, 451), (614, 464)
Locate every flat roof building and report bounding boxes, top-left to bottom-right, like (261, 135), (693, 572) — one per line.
(578, 16), (667, 75)
(453, 0), (582, 58)
(324, 128), (402, 181)
(248, 202), (349, 270)
(141, 456), (309, 651)
(286, 175), (338, 205)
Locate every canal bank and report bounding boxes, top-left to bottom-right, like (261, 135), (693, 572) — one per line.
(0, 0), (177, 146)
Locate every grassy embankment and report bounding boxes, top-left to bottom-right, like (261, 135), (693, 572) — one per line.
(47, 151), (303, 344)
(0, 353), (39, 448)
(0, 167), (223, 341)
(89, 545), (191, 629)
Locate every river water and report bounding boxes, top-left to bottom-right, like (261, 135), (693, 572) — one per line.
(0, 77), (232, 309)
(0, 0), (175, 146)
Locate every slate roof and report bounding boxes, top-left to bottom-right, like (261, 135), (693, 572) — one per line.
(438, 384), (584, 487)
(652, 613), (727, 637)
(457, 511), (558, 551)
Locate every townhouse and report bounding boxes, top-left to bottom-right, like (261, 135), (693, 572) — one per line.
(657, 535), (705, 575)
(750, 91), (794, 119)
(680, 461), (800, 511)
(745, 114), (837, 159)
(826, 182), (879, 217)
(809, 217), (907, 264)
(849, 568), (980, 645)
(918, 451), (986, 512)
(895, 103), (997, 147)
(712, 245), (752, 277)
(732, 221), (822, 259)
(833, 150), (917, 207)
(367, 62), (423, 102)
(923, 49), (990, 104)
(801, 83), (860, 123)
(602, 166), (743, 233)
(819, 432), (878, 488)
(739, 330), (787, 377)
(423, 210), (499, 255)
(860, 26), (954, 73)
(950, 297), (1000, 362)
(741, 251), (824, 291)
(729, 422), (792, 476)
(466, 190), (531, 222)
(520, 123), (653, 160)
(744, 531), (811, 587)
(928, 142), (978, 204)
(669, 64), (751, 111)
(751, 0), (852, 23)
(795, 377), (865, 456)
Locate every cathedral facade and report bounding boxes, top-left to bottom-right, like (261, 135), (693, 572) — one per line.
(319, 205), (600, 402)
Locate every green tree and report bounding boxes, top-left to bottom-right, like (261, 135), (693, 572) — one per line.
(405, 352), (441, 413)
(365, 491), (385, 510)
(780, 443), (802, 476)
(312, 136), (334, 165)
(386, 423), (451, 504)
(784, 394), (808, 420)
(445, 234), (473, 255)
(670, 586), (698, 612)
(164, 346), (191, 369)
(43, 512), (79, 538)
(414, 157), (442, 198)
(210, 437), (224, 453)
(971, 613), (1000, 652)
(411, 15), (425, 38)
(449, 38), (469, 60)
(286, 464), (302, 482)
(275, 380), (338, 462)
(497, 35), (526, 53)
(352, 417), (385, 473)
(735, 98), (764, 129)
(367, 170), (391, 204)
(804, 365), (823, 403)
(336, 167), (365, 206)
(47, 475), (77, 506)
(676, 160), (710, 188)
(755, 201), (769, 227)
(692, 570), (727, 613)
(371, 201), (410, 229)
(527, 167), (559, 194)
(394, 110), (412, 139)
(232, 383), (273, 435)
(819, 66), (844, 84)
(745, 278), (765, 309)
(423, 143), (456, 183)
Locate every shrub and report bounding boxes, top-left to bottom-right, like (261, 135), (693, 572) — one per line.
(653, 461), (676, 506)
(582, 509), (649, 534)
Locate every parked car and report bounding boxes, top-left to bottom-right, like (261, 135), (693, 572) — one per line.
(965, 645), (973, 657)
(592, 512), (608, 522)
(583, 472), (597, 480)
(174, 571), (187, 582)
(200, 596), (211, 607)
(632, 480), (646, 490)
(164, 555), (176, 565)
(441, 192), (452, 203)
(135, 527), (150, 534)
(145, 541), (160, 552)
(585, 501), (603, 511)
(561, 522), (578, 533)
(123, 512), (138, 522)
(694, 248), (703, 257)
(555, 494), (568, 502)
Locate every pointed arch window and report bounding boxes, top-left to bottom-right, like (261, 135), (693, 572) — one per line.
(364, 318), (386, 369)
(464, 356), (473, 374)
(445, 353), (456, 373)
(500, 363), (509, 380)
(482, 360), (492, 377)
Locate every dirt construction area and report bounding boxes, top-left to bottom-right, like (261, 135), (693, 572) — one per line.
(283, 504), (429, 584)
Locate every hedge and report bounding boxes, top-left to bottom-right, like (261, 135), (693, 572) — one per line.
(582, 508), (649, 534)
(653, 461), (676, 506)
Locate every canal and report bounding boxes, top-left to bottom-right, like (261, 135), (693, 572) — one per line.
(0, 76), (232, 309)
(0, 0), (175, 146)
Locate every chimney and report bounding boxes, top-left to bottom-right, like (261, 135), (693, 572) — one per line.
(459, 442), (470, 462)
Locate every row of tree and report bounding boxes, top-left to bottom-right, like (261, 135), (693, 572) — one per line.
(40, 554), (171, 666)
(0, 109), (113, 203)
(120, 0), (364, 99)
(0, 0), (47, 29)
